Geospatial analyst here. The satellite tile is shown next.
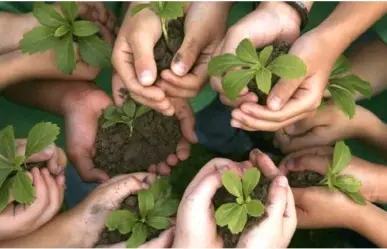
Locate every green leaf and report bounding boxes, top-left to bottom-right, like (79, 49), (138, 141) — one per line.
(236, 39), (259, 64)
(131, 3), (151, 16)
(0, 179), (12, 212)
(331, 55), (350, 77)
(33, 2), (66, 28)
(222, 171), (243, 197)
(102, 120), (118, 129)
(126, 223), (148, 248)
(332, 141), (351, 175)
(259, 45), (273, 66)
(146, 216), (171, 230)
(344, 190), (366, 205)
(208, 54), (251, 76)
(25, 122), (60, 159)
(11, 171), (35, 204)
(228, 205), (247, 234)
(0, 155), (15, 189)
(78, 35), (112, 68)
(255, 68), (272, 94)
(0, 126), (16, 161)
(223, 69), (256, 101)
(103, 105), (116, 120)
(135, 105), (151, 118)
(331, 75), (372, 99)
(20, 27), (57, 54)
(55, 33), (76, 74)
(326, 167), (335, 190)
(158, 2), (184, 20)
(72, 20), (100, 37)
(60, 2), (78, 22)
(106, 210), (138, 234)
(123, 101), (136, 118)
(267, 54), (307, 79)
(246, 199), (265, 217)
(329, 86), (356, 119)
(242, 168), (260, 199)
(215, 203), (239, 227)
(138, 190), (154, 218)
(14, 156), (25, 168)
(335, 175), (361, 193)
(150, 177), (169, 201)
(54, 25), (70, 37)
(151, 199), (179, 217)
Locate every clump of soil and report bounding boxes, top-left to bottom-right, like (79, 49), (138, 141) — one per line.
(214, 171), (324, 248)
(25, 162), (47, 171)
(93, 18), (185, 177)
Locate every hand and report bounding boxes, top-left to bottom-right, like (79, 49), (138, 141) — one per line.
(274, 103), (381, 153)
(210, 1), (301, 108)
(173, 158), (249, 247)
(0, 167), (65, 241)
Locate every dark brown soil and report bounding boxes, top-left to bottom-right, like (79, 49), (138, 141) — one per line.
(93, 18), (185, 177)
(25, 162), (46, 171)
(215, 171), (323, 248)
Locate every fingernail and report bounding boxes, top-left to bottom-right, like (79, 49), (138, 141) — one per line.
(58, 175), (65, 186)
(231, 120), (241, 128)
(141, 182), (150, 189)
(276, 176), (288, 187)
(43, 144), (55, 156)
(253, 148), (262, 155)
(285, 159), (295, 170)
(268, 96), (282, 111)
(216, 165), (229, 173)
(139, 70), (154, 85)
(172, 62), (186, 76)
(285, 124), (295, 134)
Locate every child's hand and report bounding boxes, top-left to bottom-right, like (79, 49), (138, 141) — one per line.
(274, 102), (381, 153)
(0, 167), (65, 241)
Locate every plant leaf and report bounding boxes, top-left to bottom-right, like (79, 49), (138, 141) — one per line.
(215, 203), (239, 227)
(331, 75), (372, 99)
(326, 167), (335, 190)
(123, 101), (136, 118)
(0, 179), (12, 212)
(131, 3), (151, 16)
(135, 105), (151, 118)
(150, 177), (169, 201)
(138, 190), (154, 218)
(106, 210), (138, 234)
(259, 45), (273, 66)
(78, 35), (112, 68)
(331, 55), (350, 77)
(103, 105), (116, 119)
(332, 141), (351, 175)
(228, 205), (247, 234)
(0, 126), (16, 161)
(60, 2), (78, 22)
(151, 199), (179, 217)
(33, 2), (66, 28)
(102, 120), (118, 129)
(335, 175), (361, 193)
(267, 54), (307, 79)
(236, 39), (259, 64)
(158, 2), (184, 20)
(222, 171), (243, 198)
(11, 171), (35, 204)
(208, 54), (251, 76)
(0, 155), (15, 189)
(20, 27), (57, 54)
(54, 25), (70, 37)
(72, 20), (100, 37)
(126, 223), (148, 248)
(329, 86), (356, 119)
(55, 33), (76, 74)
(14, 156), (25, 168)
(242, 168), (260, 199)
(255, 68), (272, 94)
(246, 199), (265, 217)
(223, 69), (256, 101)
(25, 122), (60, 159)
(344, 190), (366, 205)
(146, 216), (171, 230)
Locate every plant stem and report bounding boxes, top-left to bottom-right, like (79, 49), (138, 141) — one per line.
(161, 17), (169, 44)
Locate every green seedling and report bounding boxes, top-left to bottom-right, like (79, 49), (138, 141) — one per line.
(20, 2), (112, 75)
(131, 1), (184, 43)
(105, 177), (179, 248)
(215, 168), (265, 234)
(0, 122), (60, 212)
(320, 141), (365, 205)
(324, 55), (372, 119)
(208, 39), (307, 100)
(102, 100), (151, 136)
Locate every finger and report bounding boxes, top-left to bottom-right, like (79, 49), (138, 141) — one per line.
(283, 154), (330, 175)
(265, 176), (289, 223)
(131, 92), (174, 116)
(156, 79), (198, 98)
(279, 146), (333, 168)
(267, 77), (304, 111)
(157, 162), (171, 176)
(176, 138), (190, 161)
(219, 92), (258, 108)
(106, 8), (117, 31)
(102, 172), (156, 187)
(166, 154), (179, 166)
(249, 149), (281, 179)
(24, 168), (49, 218)
(46, 147), (67, 176)
(98, 23), (114, 46)
(283, 184), (297, 240)
(140, 227), (175, 248)
(94, 2), (108, 24)
(148, 164), (157, 173)
(24, 144), (55, 163)
(111, 73), (128, 106)
(282, 110), (329, 136)
(173, 98), (198, 143)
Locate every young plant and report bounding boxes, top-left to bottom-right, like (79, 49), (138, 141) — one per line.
(320, 141), (365, 205)
(20, 2), (112, 75)
(0, 122), (60, 212)
(131, 1), (184, 43)
(208, 39), (307, 100)
(102, 100), (151, 136)
(105, 177), (179, 248)
(325, 55), (372, 119)
(215, 168), (264, 234)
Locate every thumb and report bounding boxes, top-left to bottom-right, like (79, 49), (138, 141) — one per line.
(267, 77), (303, 111)
(284, 154), (329, 175)
(140, 227), (175, 248)
(265, 176), (289, 222)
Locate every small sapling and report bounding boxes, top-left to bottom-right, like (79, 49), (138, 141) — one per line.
(215, 167), (265, 234)
(0, 122), (60, 212)
(20, 2), (112, 74)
